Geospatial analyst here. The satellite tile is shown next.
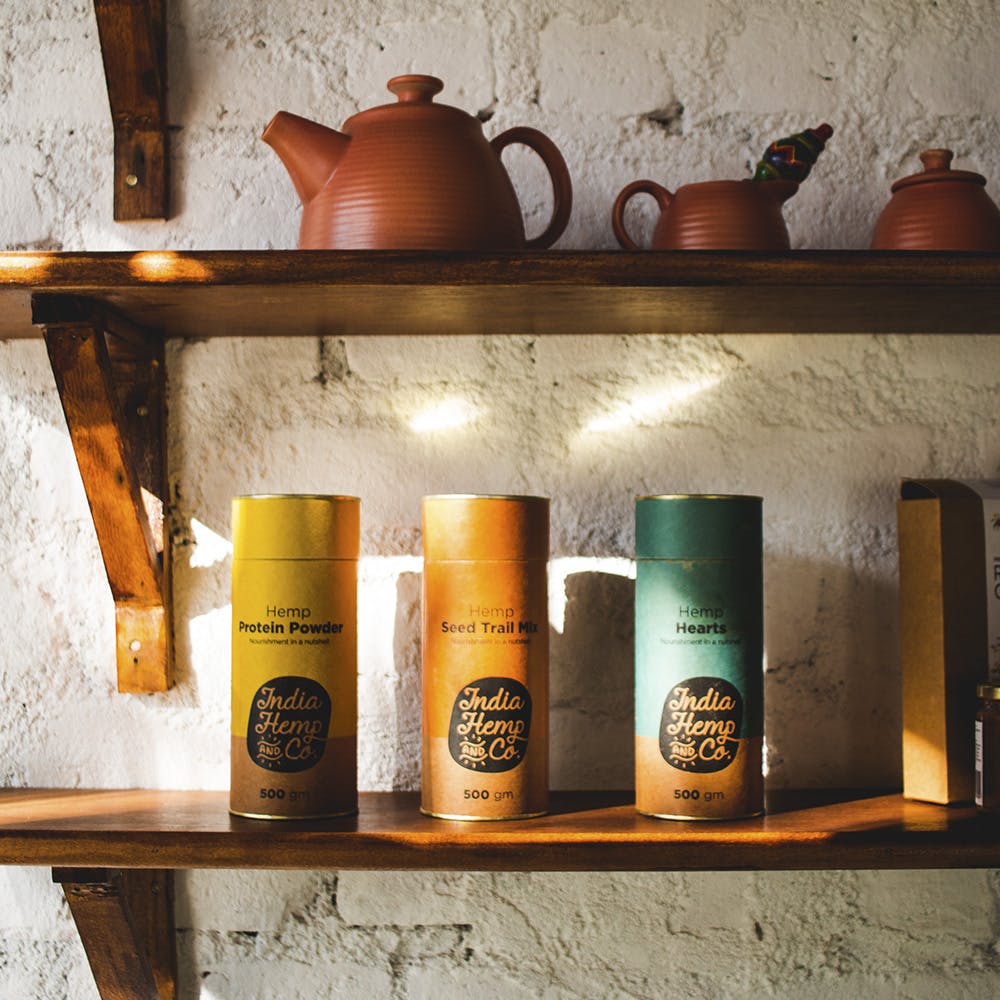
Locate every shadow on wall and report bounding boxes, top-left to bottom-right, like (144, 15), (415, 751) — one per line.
(388, 559), (901, 794)
(390, 571), (422, 791)
(764, 555), (901, 790)
(549, 572), (635, 790)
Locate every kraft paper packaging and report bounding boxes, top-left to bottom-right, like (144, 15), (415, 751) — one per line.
(635, 494), (764, 820)
(230, 494), (359, 819)
(421, 494), (549, 820)
(898, 478), (1000, 804)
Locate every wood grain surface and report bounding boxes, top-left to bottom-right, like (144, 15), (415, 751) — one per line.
(93, 0), (168, 220)
(41, 313), (171, 693)
(2, 788), (998, 872)
(1, 250), (998, 339)
(53, 867), (175, 1000)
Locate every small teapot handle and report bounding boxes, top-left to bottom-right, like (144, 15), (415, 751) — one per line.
(611, 180), (674, 250)
(491, 127), (573, 249)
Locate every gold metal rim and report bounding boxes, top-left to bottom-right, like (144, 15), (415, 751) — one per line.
(229, 806), (359, 821)
(419, 807), (549, 821)
(978, 684), (1000, 701)
(233, 494), (360, 502)
(636, 494), (763, 502)
(636, 808), (765, 821)
(422, 494), (549, 503)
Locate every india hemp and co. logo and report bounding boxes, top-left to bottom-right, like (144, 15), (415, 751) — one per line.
(660, 676), (742, 773)
(448, 676), (532, 772)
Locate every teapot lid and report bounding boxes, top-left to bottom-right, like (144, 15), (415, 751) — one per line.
(386, 74), (445, 103)
(891, 149), (986, 192)
(344, 74), (470, 129)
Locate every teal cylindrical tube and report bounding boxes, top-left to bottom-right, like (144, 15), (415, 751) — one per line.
(634, 494), (764, 819)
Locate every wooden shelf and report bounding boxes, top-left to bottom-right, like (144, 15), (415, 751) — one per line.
(2, 788), (998, 872)
(2, 250), (1000, 339)
(6, 249), (999, 995)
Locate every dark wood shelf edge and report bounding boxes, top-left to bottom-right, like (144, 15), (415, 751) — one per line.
(1, 788), (997, 872)
(2, 249), (1000, 339)
(3, 249), (1000, 287)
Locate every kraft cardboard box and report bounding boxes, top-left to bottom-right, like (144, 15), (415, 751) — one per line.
(897, 478), (1000, 804)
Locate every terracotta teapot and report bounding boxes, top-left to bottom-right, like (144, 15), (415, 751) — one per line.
(612, 178), (798, 250)
(264, 74), (573, 250)
(870, 149), (1000, 251)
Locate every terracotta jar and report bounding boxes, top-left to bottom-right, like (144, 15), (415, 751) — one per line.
(870, 149), (1000, 251)
(612, 178), (798, 251)
(264, 74), (573, 250)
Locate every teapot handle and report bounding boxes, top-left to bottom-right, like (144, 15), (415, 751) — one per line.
(611, 180), (673, 250)
(491, 127), (573, 249)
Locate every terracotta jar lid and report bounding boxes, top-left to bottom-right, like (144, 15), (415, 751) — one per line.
(890, 149), (986, 191)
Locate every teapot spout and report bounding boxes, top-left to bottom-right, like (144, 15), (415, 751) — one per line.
(262, 111), (350, 204)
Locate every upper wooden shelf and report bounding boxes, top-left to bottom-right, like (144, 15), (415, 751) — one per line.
(2, 788), (998, 872)
(2, 250), (999, 338)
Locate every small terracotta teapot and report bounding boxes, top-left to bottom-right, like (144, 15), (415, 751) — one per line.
(264, 74), (573, 250)
(611, 178), (798, 250)
(870, 149), (1000, 251)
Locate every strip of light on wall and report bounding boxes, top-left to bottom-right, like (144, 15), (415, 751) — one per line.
(408, 398), (477, 432)
(584, 376), (721, 433)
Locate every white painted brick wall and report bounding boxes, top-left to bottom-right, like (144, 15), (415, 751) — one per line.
(3, 1), (1000, 996)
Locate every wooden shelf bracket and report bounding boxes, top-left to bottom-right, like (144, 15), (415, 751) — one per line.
(53, 868), (176, 1000)
(93, 0), (168, 220)
(34, 295), (172, 693)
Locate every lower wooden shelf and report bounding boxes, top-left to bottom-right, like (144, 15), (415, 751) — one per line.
(2, 787), (998, 872)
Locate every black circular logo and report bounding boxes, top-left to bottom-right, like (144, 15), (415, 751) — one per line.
(448, 677), (532, 772)
(659, 676), (742, 773)
(246, 675), (331, 773)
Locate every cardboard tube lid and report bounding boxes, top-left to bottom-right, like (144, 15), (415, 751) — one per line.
(232, 494), (360, 560)
(422, 494), (549, 561)
(636, 494), (762, 560)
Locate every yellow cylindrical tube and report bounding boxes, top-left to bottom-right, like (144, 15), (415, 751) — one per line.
(230, 494), (359, 819)
(421, 494), (549, 820)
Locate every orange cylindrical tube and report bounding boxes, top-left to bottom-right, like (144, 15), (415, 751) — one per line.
(421, 495), (549, 820)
